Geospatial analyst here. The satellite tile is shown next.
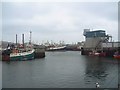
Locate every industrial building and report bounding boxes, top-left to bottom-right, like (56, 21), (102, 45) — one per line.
(81, 29), (120, 57)
(83, 29), (110, 50)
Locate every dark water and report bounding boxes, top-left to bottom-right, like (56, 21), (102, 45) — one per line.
(2, 51), (118, 88)
(0, 61), (2, 89)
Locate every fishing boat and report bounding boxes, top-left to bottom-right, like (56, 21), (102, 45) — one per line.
(89, 50), (99, 56)
(10, 49), (34, 61)
(113, 55), (120, 59)
(2, 31), (35, 61)
(89, 50), (106, 57)
(2, 48), (34, 61)
(113, 51), (120, 59)
(46, 46), (66, 51)
(99, 52), (106, 57)
(89, 52), (100, 56)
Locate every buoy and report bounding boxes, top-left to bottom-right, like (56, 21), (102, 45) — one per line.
(96, 83), (100, 88)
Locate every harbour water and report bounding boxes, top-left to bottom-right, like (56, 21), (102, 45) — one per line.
(2, 51), (118, 88)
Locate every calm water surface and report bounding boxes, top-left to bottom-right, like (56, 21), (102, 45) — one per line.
(2, 51), (118, 88)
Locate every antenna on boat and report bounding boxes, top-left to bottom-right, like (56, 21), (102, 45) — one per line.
(29, 31), (32, 45)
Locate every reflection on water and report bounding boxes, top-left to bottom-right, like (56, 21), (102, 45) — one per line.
(0, 61), (2, 90)
(2, 51), (118, 88)
(83, 56), (118, 88)
(85, 57), (108, 80)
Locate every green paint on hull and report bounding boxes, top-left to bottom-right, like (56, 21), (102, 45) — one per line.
(10, 52), (34, 61)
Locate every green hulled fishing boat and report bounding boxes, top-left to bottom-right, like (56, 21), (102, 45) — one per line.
(2, 31), (35, 61)
(10, 49), (34, 61)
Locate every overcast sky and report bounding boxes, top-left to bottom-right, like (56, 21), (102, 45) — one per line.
(2, 2), (118, 44)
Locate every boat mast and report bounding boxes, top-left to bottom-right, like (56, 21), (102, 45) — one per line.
(22, 34), (24, 48)
(29, 31), (32, 45)
(16, 34), (17, 46)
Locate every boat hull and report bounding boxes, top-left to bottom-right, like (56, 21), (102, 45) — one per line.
(113, 55), (120, 59)
(2, 55), (10, 61)
(2, 49), (11, 61)
(2, 49), (35, 61)
(47, 48), (66, 51)
(46, 46), (66, 51)
(10, 52), (34, 61)
(89, 52), (106, 57)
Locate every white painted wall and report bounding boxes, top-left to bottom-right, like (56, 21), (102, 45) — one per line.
(102, 42), (120, 48)
(84, 37), (104, 49)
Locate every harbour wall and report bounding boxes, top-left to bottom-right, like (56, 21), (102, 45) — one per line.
(34, 52), (45, 58)
(34, 44), (45, 58)
(81, 42), (120, 57)
(81, 47), (119, 57)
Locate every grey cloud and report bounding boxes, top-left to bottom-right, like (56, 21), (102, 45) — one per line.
(2, 2), (118, 43)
